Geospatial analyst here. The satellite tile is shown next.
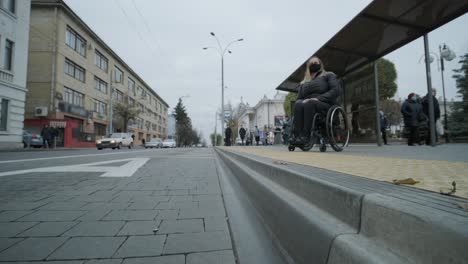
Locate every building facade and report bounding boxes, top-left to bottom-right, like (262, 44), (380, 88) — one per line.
(0, 0), (31, 149)
(25, 0), (168, 147)
(237, 92), (286, 135)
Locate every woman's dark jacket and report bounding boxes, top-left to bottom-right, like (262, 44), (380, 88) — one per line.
(297, 72), (341, 105)
(401, 99), (426, 127)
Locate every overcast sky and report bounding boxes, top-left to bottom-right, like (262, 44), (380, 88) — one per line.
(64, 0), (467, 142)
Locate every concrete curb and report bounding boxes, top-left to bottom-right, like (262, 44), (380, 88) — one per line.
(215, 148), (468, 264)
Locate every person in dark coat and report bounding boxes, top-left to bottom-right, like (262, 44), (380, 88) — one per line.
(225, 126), (232, 146)
(401, 93), (425, 146)
(379, 111), (388, 145)
(254, 126), (260, 146)
(292, 56), (341, 145)
(41, 124), (51, 149)
(422, 88), (441, 144)
(239, 125), (246, 145)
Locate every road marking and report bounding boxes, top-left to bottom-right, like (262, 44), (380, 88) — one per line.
(0, 158), (149, 177)
(0, 150), (157, 164)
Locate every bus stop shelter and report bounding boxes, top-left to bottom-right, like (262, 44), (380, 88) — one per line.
(276, 0), (468, 146)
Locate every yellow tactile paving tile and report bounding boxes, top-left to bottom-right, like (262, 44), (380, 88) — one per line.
(222, 147), (468, 199)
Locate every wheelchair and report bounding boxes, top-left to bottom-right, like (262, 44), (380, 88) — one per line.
(288, 105), (350, 152)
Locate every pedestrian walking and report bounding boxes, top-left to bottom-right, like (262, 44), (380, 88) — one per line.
(263, 126), (268, 145)
(225, 126), (232, 146)
(41, 124), (51, 149)
(239, 125), (246, 146)
(422, 88), (441, 144)
(254, 126), (260, 146)
(379, 111), (388, 145)
(401, 93), (426, 146)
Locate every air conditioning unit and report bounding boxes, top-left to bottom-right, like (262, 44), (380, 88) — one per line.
(35, 107), (48, 117)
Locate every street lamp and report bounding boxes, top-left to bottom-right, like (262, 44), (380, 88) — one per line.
(203, 32), (244, 146)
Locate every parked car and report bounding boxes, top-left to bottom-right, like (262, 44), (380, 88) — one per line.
(162, 139), (176, 148)
(22, 130), (43, 148)
(96, 133), (133, 150)
(145, 138), (163, 148)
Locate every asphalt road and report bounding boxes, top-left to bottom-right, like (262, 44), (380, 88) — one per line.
(0, 147), (237, 264)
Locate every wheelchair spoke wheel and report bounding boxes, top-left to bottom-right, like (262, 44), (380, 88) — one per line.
(327, 106), (350, 152)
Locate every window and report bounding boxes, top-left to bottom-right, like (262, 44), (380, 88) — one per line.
(149, 96), (152, 105)
(4, 40), (13, 71)
(64, 87), (84, 107)
(128, 97), (135, 107)
(94, 77), (107, 94)
(94, 123), (106, 136)
(65, 27), (86, 57)
(94, 50), (108, 72)
(137, 86), (143, 97)
(138, 103), (144, 113)
(114, 66), (123, 83)
(2, 0), (15, 14)
(0, 99), (9, 131)
(65, 59), (85, 82)
(113, 89), (123, 102)
(93, 100), (107, 115)
(128, 78), (135, 95)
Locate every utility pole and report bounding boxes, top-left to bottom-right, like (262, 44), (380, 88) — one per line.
(108, 70), (113, 135)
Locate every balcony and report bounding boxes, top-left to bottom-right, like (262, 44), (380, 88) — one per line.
(0, 69), (13, 83)
(58, 102), (89, 117)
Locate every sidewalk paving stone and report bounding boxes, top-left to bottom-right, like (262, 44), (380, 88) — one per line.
(0, 222), (38, 237)
(17, 222), (77, 237)
(187, 250), (235, 264)
(0, 202), (49, 211)
(0, 237), (67, 261)
(127, 201), (158, 210)
(77, 210), (112, 221)
(157, 219), (203, 234)
(84, 259), (123, 264)
(204, 217), (229, 232)
(163, 231), (231, 254)
(47, 237), (126, 260)
(39, 202), (88, 210)
(121, 255), (184, 264)
(0, 238), (23, 252)
(117, 221), (161, 236)
(102, 210), (158, 221)
(17, 211), (86, 222)
(63, 221), (125, 237)
(80, 203), (131, 210)
(0, 211), (33, 222)
(112, 235), (166, 258)
(154, 210), (179, 220)
(178, 208), (225, 219)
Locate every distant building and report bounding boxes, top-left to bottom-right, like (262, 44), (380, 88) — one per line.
(25, 0), (169, 148)
(167, 112), (176, 139)
(0, 0), (31, 149)
(237, 92), (286, 134)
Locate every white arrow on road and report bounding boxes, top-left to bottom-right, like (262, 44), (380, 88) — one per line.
(0, 158), (150, 177)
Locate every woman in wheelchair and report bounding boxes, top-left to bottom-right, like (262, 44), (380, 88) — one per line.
(290, 56), (342, 146)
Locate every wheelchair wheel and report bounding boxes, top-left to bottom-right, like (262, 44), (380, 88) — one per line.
(326, 106), (350, 152)
(319, 144), (327, 152)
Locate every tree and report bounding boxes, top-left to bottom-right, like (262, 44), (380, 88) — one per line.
(173, 98), (197, 147)
(283, 92), (297, 117)
(448, 53), (468, 138)
(210, 133), (222, 146)
(113, 101), (141, 133)
(377, 58), (398, 100)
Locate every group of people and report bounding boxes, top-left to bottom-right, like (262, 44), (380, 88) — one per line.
(401, 88), (441, 146)
(40, 124), (59, 149)
(224, 125), (282, 146)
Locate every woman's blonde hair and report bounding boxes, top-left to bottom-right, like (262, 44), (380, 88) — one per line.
(301, 56), (326, 84)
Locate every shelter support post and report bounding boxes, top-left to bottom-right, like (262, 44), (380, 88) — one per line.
(423, 34), (436, 147)
(374, 62), (382, 146)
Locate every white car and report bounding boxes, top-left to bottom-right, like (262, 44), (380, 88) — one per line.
(162, 139), (176, 148)
(96, 133), (133, 150)
(145, 138), (163, 148)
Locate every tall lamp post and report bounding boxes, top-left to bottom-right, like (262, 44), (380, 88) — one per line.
(439, 44), (456, 143)
(203, 32), (243, 146)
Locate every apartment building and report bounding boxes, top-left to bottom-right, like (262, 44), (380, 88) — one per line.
(25, 0), (168, 147)
(0, 0), (31, 149)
